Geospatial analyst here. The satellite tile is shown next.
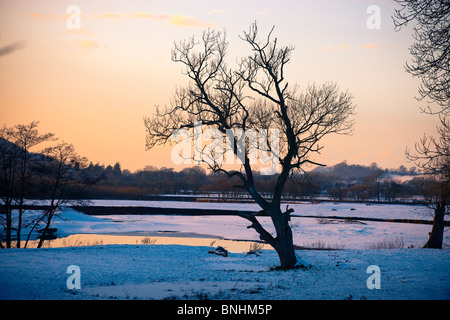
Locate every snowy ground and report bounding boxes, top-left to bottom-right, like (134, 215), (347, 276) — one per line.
(1, 201), (449, 300)
(0, 245), (449, 300)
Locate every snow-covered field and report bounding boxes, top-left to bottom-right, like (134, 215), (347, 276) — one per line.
(1, 201), (449, 300)
(1, 245), (449, 300)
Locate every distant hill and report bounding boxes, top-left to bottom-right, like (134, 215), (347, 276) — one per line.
(310, 161), (419, 183)
(311, 161), (383, 181)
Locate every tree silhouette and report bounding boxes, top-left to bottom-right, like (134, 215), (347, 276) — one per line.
(145, 23), (355, 269)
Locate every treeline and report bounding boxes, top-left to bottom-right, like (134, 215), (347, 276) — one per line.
(308, 161), (419, 202)
(0, 121), (425, 249)
(85, 161), (422, 203)
(0, 122), (423, 206)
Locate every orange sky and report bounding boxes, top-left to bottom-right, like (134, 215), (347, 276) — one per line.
(0, 0), (439, 172)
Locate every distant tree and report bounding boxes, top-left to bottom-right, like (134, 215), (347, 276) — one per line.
(33, 142), (90, 248)
(0, 123), (97, 248)
(406, 117), (449, 248)
(398, 165), (408, 174)
(104, 164), (114, 176)
(365, 167), (385, 201)
(382, 178), (401, 202)
(181, 166), (206, 194)
(0, 122), (55, 248)
(285, 173), (319, 200)
(112, 162), (122, 176)
(328, 186), (348, 202)
(144, 23), (355, 268)
(349, 183), (367, 202)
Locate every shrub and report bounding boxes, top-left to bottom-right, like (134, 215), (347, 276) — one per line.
(141, 236), (156, 245)
(366, 237), (405, 249)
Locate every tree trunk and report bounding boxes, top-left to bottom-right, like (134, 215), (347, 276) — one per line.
(239, 207), (301, 269)
(270, 208), (299, 269)
(5, 209), (12, 248)
(423, 203), (446, 249)
(273, 223), (298, 269)
(37, 219), (51, 249)
(37, 206), (57, 248)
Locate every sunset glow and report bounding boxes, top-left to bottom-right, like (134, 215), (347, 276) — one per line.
(0, 0), (438, 172)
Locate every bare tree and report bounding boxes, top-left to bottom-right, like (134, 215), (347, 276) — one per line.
(0, 127), (18, 248)
(0, 122), (55, 248)
(1, 123), (92, 249)
(33, 142), (89, 248)
(406, 116), (449, 248)
(144, 23), (355, 269)
(394, 1), (450, 248)
(393, 0), (450, 115)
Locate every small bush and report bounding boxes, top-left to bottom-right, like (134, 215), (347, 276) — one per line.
(247, 242), (264, 256)
(366, 237), (404, 249)
(61, 237), (103, 247)
(305, 240), (345, 250)
(141, 236), (156, 245)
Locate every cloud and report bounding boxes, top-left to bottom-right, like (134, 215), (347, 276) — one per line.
(29, 11), (216, 28)
(0, 41), (26, 57)
(98, 11), (216, 28)
(255, 8), (270, 16)
(319, 43), (383, 52)
(78, 39), (99, 50)
(319, 45), (333, 52)
(337, 43), (353, 50)
(210, 9), (225, 14)
(169, 15), (216, 28)
(29, 12), (86, 21)
(98, 12), (121, 20)
(29, 12), (61, 20)
(359, 43), (380, 49)
(62, 28), (95, 37)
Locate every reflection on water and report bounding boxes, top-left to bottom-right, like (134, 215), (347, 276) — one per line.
(27, 233), (272, 253)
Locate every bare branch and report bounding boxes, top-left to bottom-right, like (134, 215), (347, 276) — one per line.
(144, 22), (356, 268)
(393, 0), (450, 114)
(238, 211), (276, 247)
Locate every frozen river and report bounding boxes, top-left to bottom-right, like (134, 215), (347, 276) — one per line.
(40, 200), (448, 250)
